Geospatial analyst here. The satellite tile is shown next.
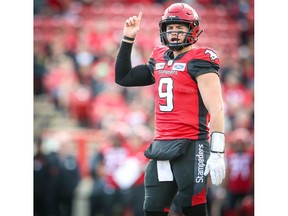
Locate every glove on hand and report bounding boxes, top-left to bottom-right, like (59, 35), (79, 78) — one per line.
(204, 152), (225, 185)
(204, 132), (225, 185)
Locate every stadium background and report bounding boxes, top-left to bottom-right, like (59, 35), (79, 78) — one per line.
(34, 0), (254, 216)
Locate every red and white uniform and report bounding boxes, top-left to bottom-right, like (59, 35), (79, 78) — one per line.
(150, 46), (220, 140)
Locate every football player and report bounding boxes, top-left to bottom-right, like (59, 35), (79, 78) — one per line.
(115, 3), (225, 216)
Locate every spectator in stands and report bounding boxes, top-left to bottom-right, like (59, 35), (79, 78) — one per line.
(56, 138), (81, 216)
(69, 86), (93, 127)
(43, 52), (79, 111)
(89, 130), (129, 216)
(119, 125), (152, 216)
(46, 0), (72, 15)
(45, 145), (62, 216)
(221, 128), (254, 216)
(34, 42), (47, 95)
(89, 143), (106, 216)
(44, 133), (81, 216)
(34, 137), (50, 216)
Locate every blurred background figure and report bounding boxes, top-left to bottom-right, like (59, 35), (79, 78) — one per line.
(56, 134), (81, 216)
(89, 150), (106, 216)
(34, 132), (81, 216)
(221, 128), (254, 216)
(116, 125), (151, 216)
(89, 129), (129, 216)
(34, 137), (50, 216)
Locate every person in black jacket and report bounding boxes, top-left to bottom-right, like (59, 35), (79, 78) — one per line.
(34, 137), (50, 216)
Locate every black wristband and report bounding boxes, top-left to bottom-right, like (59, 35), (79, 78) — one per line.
(123, 35), (135, 41)
(211, 150), (225, 154)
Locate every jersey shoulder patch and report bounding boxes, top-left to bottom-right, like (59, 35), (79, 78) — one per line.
(190, 47), (220, 65)
(204, 49), (219, 61)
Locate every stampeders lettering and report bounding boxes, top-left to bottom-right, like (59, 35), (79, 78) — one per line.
(196, 144), (205, 183)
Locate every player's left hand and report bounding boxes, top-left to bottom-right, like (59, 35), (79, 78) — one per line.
(204, 152), (225, 185)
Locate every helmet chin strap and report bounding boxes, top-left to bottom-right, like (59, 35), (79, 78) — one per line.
(196, 29), (204, 38)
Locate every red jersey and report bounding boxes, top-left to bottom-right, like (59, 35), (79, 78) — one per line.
(149, 46), (220, 140)
(225, 148), (254, 194)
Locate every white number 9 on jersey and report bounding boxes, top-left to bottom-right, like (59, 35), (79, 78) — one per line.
(158, 77), (174, 112)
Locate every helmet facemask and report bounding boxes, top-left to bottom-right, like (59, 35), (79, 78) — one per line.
(159, 3), (203, 51)
(160, 20), (198, 51)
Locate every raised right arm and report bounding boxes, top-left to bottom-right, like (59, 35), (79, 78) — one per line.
(115, 41), (154, 86)
(115, 11), (154, 87)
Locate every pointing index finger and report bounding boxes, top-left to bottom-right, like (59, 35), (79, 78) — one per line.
(138, 11), (142, 22)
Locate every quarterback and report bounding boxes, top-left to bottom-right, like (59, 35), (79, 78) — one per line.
(115, 3), (225, 216)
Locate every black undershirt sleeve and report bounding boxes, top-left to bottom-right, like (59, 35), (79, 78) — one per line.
(187, 59), (220, 81)
(115, 41), (155, 87)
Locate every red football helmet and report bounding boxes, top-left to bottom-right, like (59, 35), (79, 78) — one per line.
(159, 3), (203, 51)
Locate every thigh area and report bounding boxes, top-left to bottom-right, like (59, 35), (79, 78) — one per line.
(172, 140), (210, 207)
(144, 160), (177, 212)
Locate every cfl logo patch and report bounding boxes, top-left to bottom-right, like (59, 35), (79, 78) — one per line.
(204, 49), (218, 61)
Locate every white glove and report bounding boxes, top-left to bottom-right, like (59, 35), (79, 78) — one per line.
(204, 132), (226, 185)
(204, 152), (225, 185)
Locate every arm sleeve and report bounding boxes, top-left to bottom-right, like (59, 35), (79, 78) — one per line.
(115, 41), (155, 87)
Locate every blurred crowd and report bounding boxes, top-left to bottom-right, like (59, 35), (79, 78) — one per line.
(34, 0), (254, 216)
